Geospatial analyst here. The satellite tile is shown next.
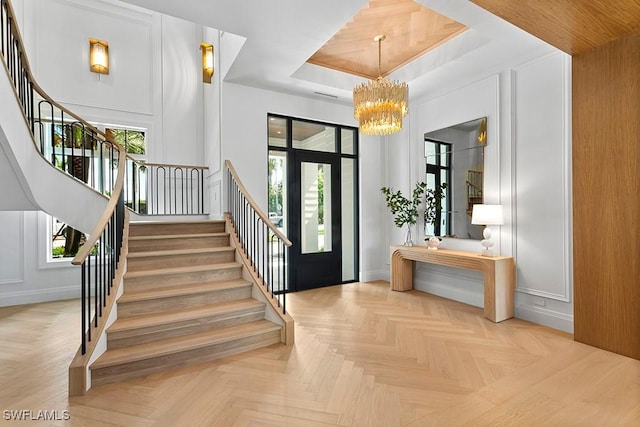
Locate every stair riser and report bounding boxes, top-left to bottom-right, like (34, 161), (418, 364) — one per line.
(125, 267), (242, 291)
(128, 235), (229, 252)
(127, 250), (235, 272)
(108, 309), (266, 349)
(129, 222), (225, 237)
(118, 286), (253, 317)
(91, 329), (281, 386)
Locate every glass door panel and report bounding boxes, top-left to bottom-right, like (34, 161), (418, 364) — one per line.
(341, 158), (356, 281)
(268, 150), (287, 233)
(301, 162), (331, 254)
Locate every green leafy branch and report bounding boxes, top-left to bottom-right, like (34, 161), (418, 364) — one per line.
(381, 182), (427, 228)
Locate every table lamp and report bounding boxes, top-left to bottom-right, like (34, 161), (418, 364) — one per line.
(471, 204), (503, 256)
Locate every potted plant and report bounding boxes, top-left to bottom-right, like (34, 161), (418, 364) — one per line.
(381, 182), (427, 246)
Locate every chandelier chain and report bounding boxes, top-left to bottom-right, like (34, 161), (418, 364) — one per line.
(378, 37), (382, 77)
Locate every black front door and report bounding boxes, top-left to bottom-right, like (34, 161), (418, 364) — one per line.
(289, 150), (341, 291)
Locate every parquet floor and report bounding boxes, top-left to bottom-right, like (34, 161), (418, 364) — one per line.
(1, 281), (639, 426)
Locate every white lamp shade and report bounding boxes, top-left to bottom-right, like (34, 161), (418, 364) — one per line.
(471, 204), (504, 226)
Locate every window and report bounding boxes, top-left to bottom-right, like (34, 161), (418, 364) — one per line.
(105, 128), (146, 155)
(48, 215), (89, 260)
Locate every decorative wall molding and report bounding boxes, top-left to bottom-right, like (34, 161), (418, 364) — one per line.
(511, 52), (572, 302)
(32, 0), (155, 115)
(209, 179), (222, 218)
(413, 73), (502, 251)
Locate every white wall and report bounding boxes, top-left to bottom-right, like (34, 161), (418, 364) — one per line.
(0, 0), (212, 306)
(382, 52), (573, 332)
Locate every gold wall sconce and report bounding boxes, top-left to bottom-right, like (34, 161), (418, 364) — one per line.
(89, 38), (109, 74)
(201, 43), (214, 84)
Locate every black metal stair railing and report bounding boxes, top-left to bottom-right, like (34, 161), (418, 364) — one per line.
(74, 185), (125, 355)
(1, 0), (126, 356)
(225, 160), (291, 314)
(124, 159), (209, 215)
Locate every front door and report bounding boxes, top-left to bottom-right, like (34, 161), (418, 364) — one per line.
(290, 151), (341, 290)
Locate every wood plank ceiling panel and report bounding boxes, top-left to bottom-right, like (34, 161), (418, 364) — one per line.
(470, 0), (640, 54)
(307, 0), (467, 79)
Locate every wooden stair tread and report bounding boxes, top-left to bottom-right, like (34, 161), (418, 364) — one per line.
(125, 262), (241, 279)
(92, 320), (281, 368)
(128, 232), (228, 241)
(127, 246), (234, 259)
(118, 279), (252, 303)
(109, 299), (265, 333)
(131, 220), (225, 226)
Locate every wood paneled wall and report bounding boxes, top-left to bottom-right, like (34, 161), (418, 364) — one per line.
(572, 32), (640, 359)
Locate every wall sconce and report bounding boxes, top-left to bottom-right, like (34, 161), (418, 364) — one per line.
(200, 43), (214, 84)
(471, 204), (504, 256)
(89, 38), (109, 74)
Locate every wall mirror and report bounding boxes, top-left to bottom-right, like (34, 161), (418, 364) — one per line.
(424, 117), (486, 239)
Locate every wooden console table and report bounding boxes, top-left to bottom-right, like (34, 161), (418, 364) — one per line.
(390, 246), (515, 322)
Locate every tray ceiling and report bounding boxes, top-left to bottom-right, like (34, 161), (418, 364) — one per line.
(306, 0), (468, 79)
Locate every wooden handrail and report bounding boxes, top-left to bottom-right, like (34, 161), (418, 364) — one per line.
(132, 159), (209, 170)
(225, 160), (292, 247)
(71, 144), (126, 265)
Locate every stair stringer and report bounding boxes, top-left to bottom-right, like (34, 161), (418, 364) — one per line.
(225, 216), (295, 345)
(68, 211), (130, 397)
(0, 62), (106, 232)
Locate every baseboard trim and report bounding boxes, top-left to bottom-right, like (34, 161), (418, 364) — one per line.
(0, 286), (78, 307)
(515, 304), (574, 334)
(360, 270), (389, 283)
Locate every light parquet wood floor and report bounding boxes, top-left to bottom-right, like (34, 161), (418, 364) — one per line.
(1, 281), (639, 426)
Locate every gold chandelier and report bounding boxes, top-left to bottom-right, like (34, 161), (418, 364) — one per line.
(353, 35), (408, 135)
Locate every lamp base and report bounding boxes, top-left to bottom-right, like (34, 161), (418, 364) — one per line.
(479, 246), (494, 257)
(480, 227), (494, 256)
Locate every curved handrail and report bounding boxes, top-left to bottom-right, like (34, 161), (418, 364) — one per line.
(225, 160), (292, 246)
(72, 144), (126, 265)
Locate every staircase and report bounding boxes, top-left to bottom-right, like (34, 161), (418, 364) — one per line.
(90, 220), (282, 386)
